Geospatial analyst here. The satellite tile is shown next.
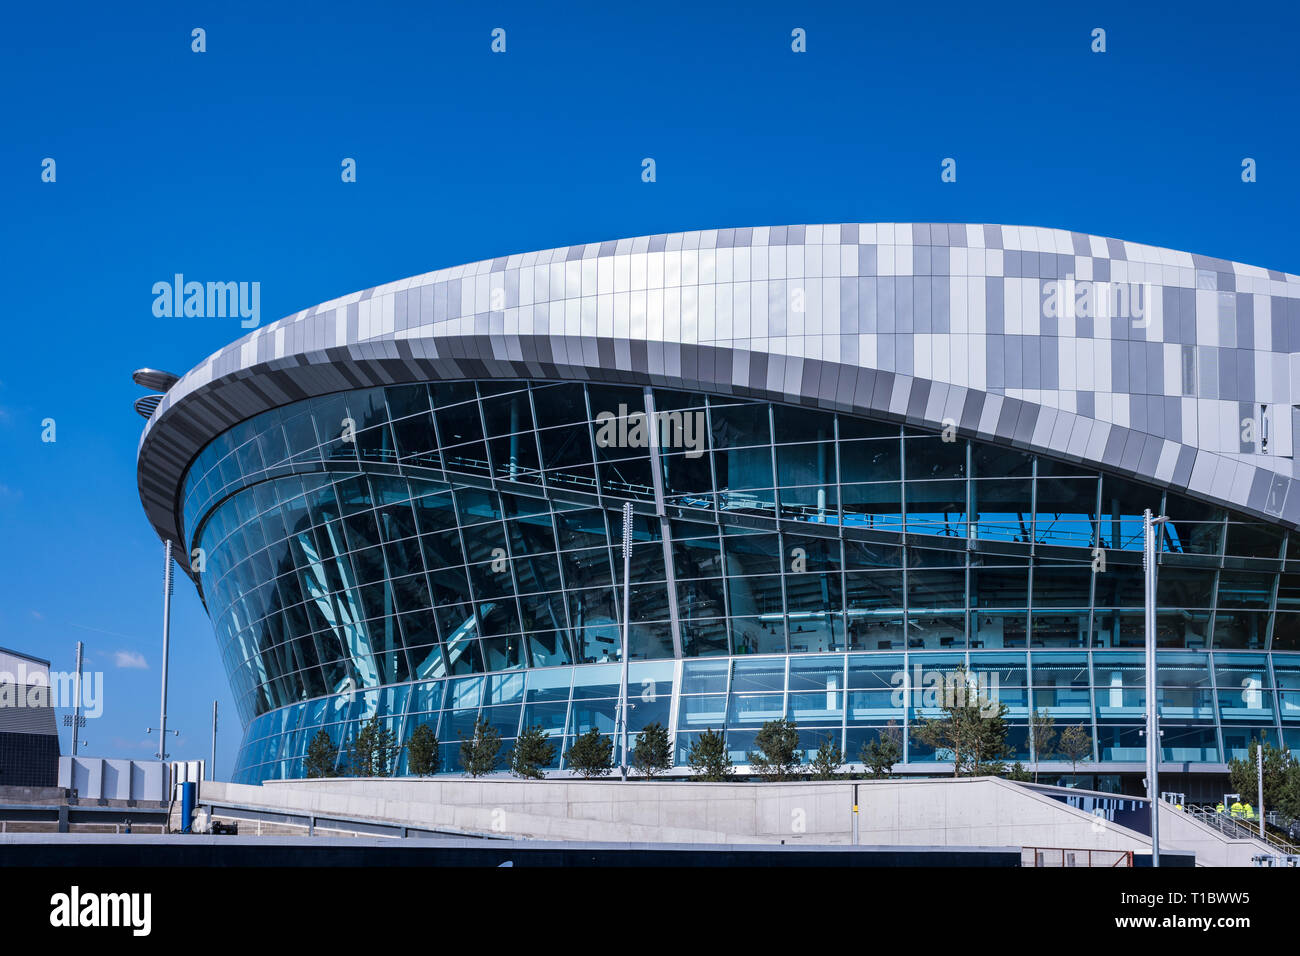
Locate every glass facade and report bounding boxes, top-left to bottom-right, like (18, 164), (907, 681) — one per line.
(176, 380), (1300, 782)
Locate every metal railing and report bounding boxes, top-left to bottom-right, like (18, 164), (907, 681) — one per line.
(1022, 846), (1133, 867)
(1183, 805), (1300, 856)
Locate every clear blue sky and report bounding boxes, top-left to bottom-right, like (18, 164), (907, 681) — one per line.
(1, 1), (1296, 778)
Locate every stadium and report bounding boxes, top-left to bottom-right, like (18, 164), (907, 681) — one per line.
(134, 223), (1300, 800)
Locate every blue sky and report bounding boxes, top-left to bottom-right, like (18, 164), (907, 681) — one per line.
(1, 1), (1296, 777)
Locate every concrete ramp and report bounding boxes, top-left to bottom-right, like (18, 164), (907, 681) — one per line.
(191, 776), (1148, 856)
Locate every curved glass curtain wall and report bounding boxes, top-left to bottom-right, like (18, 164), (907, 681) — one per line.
(175, 379), (1300, 782)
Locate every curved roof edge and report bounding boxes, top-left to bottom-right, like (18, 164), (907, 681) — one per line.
(137, 223), (1300, 568)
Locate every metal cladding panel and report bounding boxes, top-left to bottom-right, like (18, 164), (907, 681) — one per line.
(137, 224), (1300, 562)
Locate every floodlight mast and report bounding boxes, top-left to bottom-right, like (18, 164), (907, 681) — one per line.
(158, 540), (174, 764)
(618, 501), (633, 780)
(1143, 510), (1169, 866)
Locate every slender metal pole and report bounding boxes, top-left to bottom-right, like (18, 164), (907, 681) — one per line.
(1143, 509), (1160, 866)
(618, 501), (633, 780)
(211, 700), (219, 780)
(71, 641), (83, 756)
(1258, 742), (1265, 839)
(159, 540), (174, 765)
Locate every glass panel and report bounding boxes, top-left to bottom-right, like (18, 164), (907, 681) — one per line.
(709, 400), (770, 448)
(1032, 559), (1092, 608)
(1215, 656), (1273, 720)
(1225, 521), (1284, 560)
(1092, 653), (1146, 717)
(681, 659), (729, 695)
(1098, 476), (1158, 550)
(972, 479), (1033, 543)
(1162, 493), (1224, 556)
(731, 657), (786, 692)
(1274, 659), (1300, 723)
(839, 438), (901, 484)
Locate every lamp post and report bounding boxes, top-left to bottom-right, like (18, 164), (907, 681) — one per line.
(211, 701), (219, 781)
(1257, 742), (1265, 839)
(71, 641), (84, 755)
(156, 540), (175, 764)
(1143, 509), (1168, 866)
(618, 501), (633, 780)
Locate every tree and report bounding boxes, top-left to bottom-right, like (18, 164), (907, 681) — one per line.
(1283, 760), (1300, 821)
(968, 701), (1013, 777)
(304, 729), (339, 778)
(459, 716), (502, 777)
(510, 724), (556, 779)
(688, 727), (733, 781)
(1057, 724), (1093, 779)
(1228, 740), (1299, 818)
(859, 722), (902, 778)
(347, 715), (398, 777)
(1028, 708), (1056, 783)
(405, 722), (440, 776)
(747, 718), (801, 781)
(565, 728), (613, 777)
(810, 733), (844, 780)
(631, 722), (673, 777)
(911, 667), (1011, 776)
(1006, 761), (1033, 782)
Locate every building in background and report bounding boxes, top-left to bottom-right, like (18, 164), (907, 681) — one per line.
(134, 224), (1300, 799)
(0, 647), (60, 788)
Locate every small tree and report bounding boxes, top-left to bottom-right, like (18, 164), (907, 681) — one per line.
(810, 733), (844, 780)
(911, 667), (1011, 777)
(405, 722), (440, 776)
(747, 718), (801, 781)
(565, 728), (613, 777)
(1228, 740), (1297, 816)
(1284, 759), (1300, 821)
(969, 705), (1013, 777)
(688, 727), (733, 781)
(510, 724), (556, 779)
(631, 722), (673, 777)
(1057, 724), (1093, 780)
(1028, 708), (1056, 783)
(304, 729), (339, 778)
(459, 716), (502, 777)
(347, 715), (398, 777)
(1006, 761), (1033, 782)
(859, 722), (902, 778)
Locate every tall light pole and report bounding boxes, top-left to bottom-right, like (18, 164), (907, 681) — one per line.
(71, 641), (84, 756)
(1143, 509), (1168, 866)
(1257, 742), (1265, 839)
(211, 700), (219, 780)
(158, 540), (175, 764)
(618, 501), (633, 781)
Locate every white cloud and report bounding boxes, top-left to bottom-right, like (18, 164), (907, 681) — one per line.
(114, 650), (148, 669)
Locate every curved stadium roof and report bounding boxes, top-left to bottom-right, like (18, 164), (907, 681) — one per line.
(137, 223), (1300, 572)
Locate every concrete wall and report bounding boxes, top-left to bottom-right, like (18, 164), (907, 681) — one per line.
(59, 757), (166, 803)
(0, 785), (69, 805)
(855, 777), (1148, 854)
(1157, 802), (1275, 867)
(199, 775), (1152, 852)
(197, 775), (1284, 866)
